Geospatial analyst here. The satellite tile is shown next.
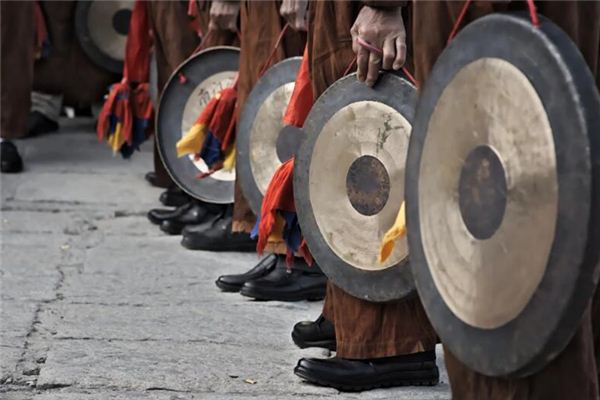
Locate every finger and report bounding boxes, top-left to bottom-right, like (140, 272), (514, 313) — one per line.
(209, 20), (218, 32)
(227, 18), (237, 32)
(356, 45), (370, 82)
(382, 38), (395, 70)
(393, 38), (407, 70)
(366, 50), (381, 86)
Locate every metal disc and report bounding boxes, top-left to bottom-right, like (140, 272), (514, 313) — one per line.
(156, 47), (240, 204)
(295, 73), (417, 302)
(406, 13), (600, 377)
(75, 1), (133, 74)
(238, 57), (301, 215)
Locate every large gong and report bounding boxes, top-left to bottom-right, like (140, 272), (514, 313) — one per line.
(406, 13), (600, 377)
(238, 57), (302, 214)
(157, 47), (239, 204)
(295, 73), (417, 302)
(75, 0), (133, 74)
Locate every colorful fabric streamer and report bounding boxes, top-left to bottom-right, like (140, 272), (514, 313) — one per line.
(175, 79), (239, 177)
(252, 158), (312, 266)
(97, 0), (154, 158)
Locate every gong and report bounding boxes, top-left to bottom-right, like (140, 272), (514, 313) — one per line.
(75, 0), (133, 74)
(157, 47), (239, 204)
(406, 13), (600, 377)
(295, 73), (417, 302)
(238, 57), (302, 215)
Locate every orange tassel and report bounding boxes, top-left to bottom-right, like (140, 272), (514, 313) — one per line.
(283, 45), (314, 128)
(257, 158), (296, 255)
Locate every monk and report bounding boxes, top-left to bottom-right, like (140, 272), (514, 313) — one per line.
(290, 1), (440, 391)
(405, 2), (600, 399)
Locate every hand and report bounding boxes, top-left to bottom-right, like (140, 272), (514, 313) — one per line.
(209, 1), (240, 32)
(280, 0), (309, 31)
(350, 6), (406, 86)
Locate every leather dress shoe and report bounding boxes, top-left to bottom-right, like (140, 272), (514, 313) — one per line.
(144, 171), (170, 189)
(160, 201), (226, 235)
(159, 186), (190, 207)
(1, 141), (23, 173)
(27, 111), (59, 136)
(147, 202), (192, 225)
(181, 212), (256, 252)
(294, 351), (439, 391)
(292, 314), (336, 351)
(240, 256), (327, 301)
(215, 253), (277, 292)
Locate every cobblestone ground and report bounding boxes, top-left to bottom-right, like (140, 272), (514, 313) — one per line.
(1, 119), (450, 399)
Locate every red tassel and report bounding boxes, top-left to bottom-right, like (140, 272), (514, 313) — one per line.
(197, 95), (221, 125)
(257, 158), (296, 255)
(283, 45), (314, 128)
(33, 1), (48, 58)
(96, 80), (130, 141)
(123, 0), (152, 83)
(208, 87), (238, 150)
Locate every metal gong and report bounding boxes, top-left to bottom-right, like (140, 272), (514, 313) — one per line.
(295, 73), (417, 302)
(406, 13), (600, 377)
(157, 47), (239, 204)
(238, 57), (302, 215)
(75, 0), (134, 74)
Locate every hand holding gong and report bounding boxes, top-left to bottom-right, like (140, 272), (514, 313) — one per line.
(350, 6), (406, 86)
(280, 0), (309, 31)
(209, 0), (240, 32)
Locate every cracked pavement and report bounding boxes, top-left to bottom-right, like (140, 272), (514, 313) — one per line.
(0, 118), (450, 399)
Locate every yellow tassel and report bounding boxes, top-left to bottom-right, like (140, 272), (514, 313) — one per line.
(379, 201), (407, 264)
(222, 143), (236, 171)
(107, 123), (126, 154)
(267, 214), (285, 243)
(176, 123), (207, 157)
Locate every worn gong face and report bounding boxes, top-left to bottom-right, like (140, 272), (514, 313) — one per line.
(181, 71), (237, 182)
(310, 101), (411, 270)
(156, 47), (240, 203)
(295, 73), (419, 302)
(420, 57), (557, 329)
(75, 1), (133, 73)
(237, 57), (301, 215)
(249, 82), (295, 193)
(406, 13), (600, 377)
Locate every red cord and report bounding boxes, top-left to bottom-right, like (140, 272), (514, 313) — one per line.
(526, 0), (540, 27)
(447, 0), (473, 44)
(257, 23), (290, 78)
(356, 38), (418, 87)
(343, 56), (357, 76)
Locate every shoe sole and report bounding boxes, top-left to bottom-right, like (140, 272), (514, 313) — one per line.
(294, 364), (439, 392)
(215, 279), (242, 293)
(181, 237), (257, 252)
(291, 332), (336, 351)
(239, 285), (326, 302)
(160, 224), (183, 235)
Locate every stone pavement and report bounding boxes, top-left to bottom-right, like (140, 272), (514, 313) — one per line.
(0, 119), (451, 399)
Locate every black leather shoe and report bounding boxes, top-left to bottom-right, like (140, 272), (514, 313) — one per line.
(215, 254), (278, 292)
(1, 141), (23, 173)
(294, 351), (439, 391)
(144, 171), (170, 189)
(159, 186), (190, 207)
(160, 201), (226, 235)
(240, 256), (327, 301)
(181, 212), (256, 252)
(27, 111), (58, 136)
(147, 202), (192, 225)
(292, 314), (336, 351)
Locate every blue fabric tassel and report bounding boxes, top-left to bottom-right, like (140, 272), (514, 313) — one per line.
(200, 131), (223, 167)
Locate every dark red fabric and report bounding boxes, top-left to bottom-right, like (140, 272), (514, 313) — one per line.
(208, 86), (238, 151)
(123, 0), (151, 83)
(33, 1), (48, 58)
(283, 45), (313, 128)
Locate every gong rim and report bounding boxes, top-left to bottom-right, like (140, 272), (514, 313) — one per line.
(238, 57), (302, 215)
(75, 0), (132, 74)
(295, 73), (417, 302)
(406, 12), (600, 377)
(156, 46), (240, 204)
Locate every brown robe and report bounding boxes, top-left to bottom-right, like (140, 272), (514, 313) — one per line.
(33, 1), (118, 107)
(232, 0), (306, 233)
(147, 1), (238, 188)
(308, 0), (438, 360)
(0, 1), (34, 139)
(410, 1), (600, 398)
